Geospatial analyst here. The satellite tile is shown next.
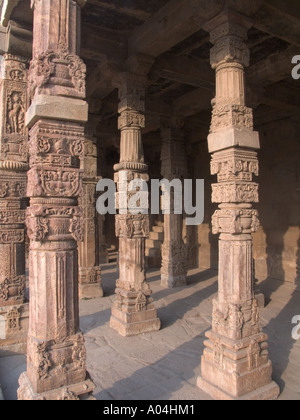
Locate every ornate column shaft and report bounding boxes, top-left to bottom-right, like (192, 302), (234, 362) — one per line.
(18, 0), (95, 400)
(78, 122), (103, 299)
(110, 57), (161, 336)
(160, 121), (188, 288)
(0, 54), (29, 351)
(197, 11), (280, 400)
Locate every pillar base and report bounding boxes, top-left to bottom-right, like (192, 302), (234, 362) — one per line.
(78, 266), (103, 299)
(255, 292), (265, 309)
(161, 274), (187, 288)
(0, 303), (29, 353)
(110, 303), (161, 337)
(197, 330), (280, 400)
(18, 372), (96, 401)
(197, 376), (280, 401)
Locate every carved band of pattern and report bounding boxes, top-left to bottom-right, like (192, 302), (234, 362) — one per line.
(212, 208), (260, 235)
(212, 298), (261, 341)
(115, 214), (149, 238)
(29, 135), (84, 159)
(0, 180), (26, 198)
(0, 276), (25, 303)
(210, 105), (253, 133)
(28, 333), (86, 383)
(0, 210), (26, 225)
(29, 49), (86, 99)
(0, 229), (24, 243)
(26, 206), (84, 242)
(211, 154), (259, 182)
(118, 112), (145, 130)
(212, 183), (259, 204)
(27, 168), (83, 198)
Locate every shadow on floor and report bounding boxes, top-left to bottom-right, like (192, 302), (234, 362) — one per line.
(94, 331), (210, 401)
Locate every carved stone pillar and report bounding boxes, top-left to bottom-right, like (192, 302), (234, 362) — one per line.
(0, 54), (29, 352)
(197, 11), (280, 400)
(110, 57), (161, 336)
(78, 128), (103, 299)
(17, 0), (95, 400)
(160, 122), (188, 288)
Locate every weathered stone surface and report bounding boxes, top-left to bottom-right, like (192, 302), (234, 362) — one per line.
(160, 123), (188, 288)
(78, 134), (103, 300)
(17, 0), (95, 400)
(198, 11), (279, 401)
(111, 60), (160, 336)
(0, 53), (29, 352)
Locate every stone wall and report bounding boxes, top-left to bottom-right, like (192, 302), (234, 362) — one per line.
(254, 117), (300, 286)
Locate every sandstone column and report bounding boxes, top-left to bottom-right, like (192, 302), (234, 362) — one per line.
(78, 123), (103, 299)
(0, 54), (29, 352)
(110, 56), (161, 336)
(197, 11), (280, 400)
(160, 121), (188, 288)
(17, 0), (95, 400)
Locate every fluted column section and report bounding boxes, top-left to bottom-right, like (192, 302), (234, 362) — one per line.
(197, 11), (280, 400)
(110, 57), (161, 336)
(18, 0), (95, 400)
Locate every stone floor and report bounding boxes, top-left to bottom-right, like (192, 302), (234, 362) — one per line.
(0, 264), (299, 400)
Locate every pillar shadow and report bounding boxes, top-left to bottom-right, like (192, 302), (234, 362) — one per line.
(94, 331), (210, 401)
(151, 269), (217, 302)
(157, 280), (217, 330)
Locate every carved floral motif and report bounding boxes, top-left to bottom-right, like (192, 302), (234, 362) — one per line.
(29, 47), (86, 99)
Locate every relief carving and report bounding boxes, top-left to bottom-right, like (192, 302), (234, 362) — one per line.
(7, 91), (26, 135)
(29, 46), (86, 99)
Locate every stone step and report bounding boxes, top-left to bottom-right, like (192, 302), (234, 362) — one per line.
(107, 249), (118, 263)
(146, 247), (161, 257)
(146, 239), (162, 250)
(155, 221), (164, 227)
(149, 231), (164, 241)
(152, 225), (164, 233)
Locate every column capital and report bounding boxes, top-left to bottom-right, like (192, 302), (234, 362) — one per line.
(204, 10), (252, 69)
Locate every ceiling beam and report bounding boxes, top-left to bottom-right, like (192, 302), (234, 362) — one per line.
(264, 84), (300, 111)
(173, 86), (213, 117)
(253, 2), (300, 47)
(81, 24), (127, 63)
(247, 46), (299, 86)
(150, 54), (214, 89)
(128, 0), (225, 57)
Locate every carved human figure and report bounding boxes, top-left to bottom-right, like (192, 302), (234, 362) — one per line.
(7, 92), (25, 135)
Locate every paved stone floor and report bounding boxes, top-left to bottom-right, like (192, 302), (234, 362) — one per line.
(0, 264), (299, 400)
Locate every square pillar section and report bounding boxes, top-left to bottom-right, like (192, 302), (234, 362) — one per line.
(197, 11), (280, 400)
(110, 58), (161, 337)
(78, 126), (103, 299)
(0, 54), (30, 353)
(160, 120), (188, 288)
(17, 0), (95, 400)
